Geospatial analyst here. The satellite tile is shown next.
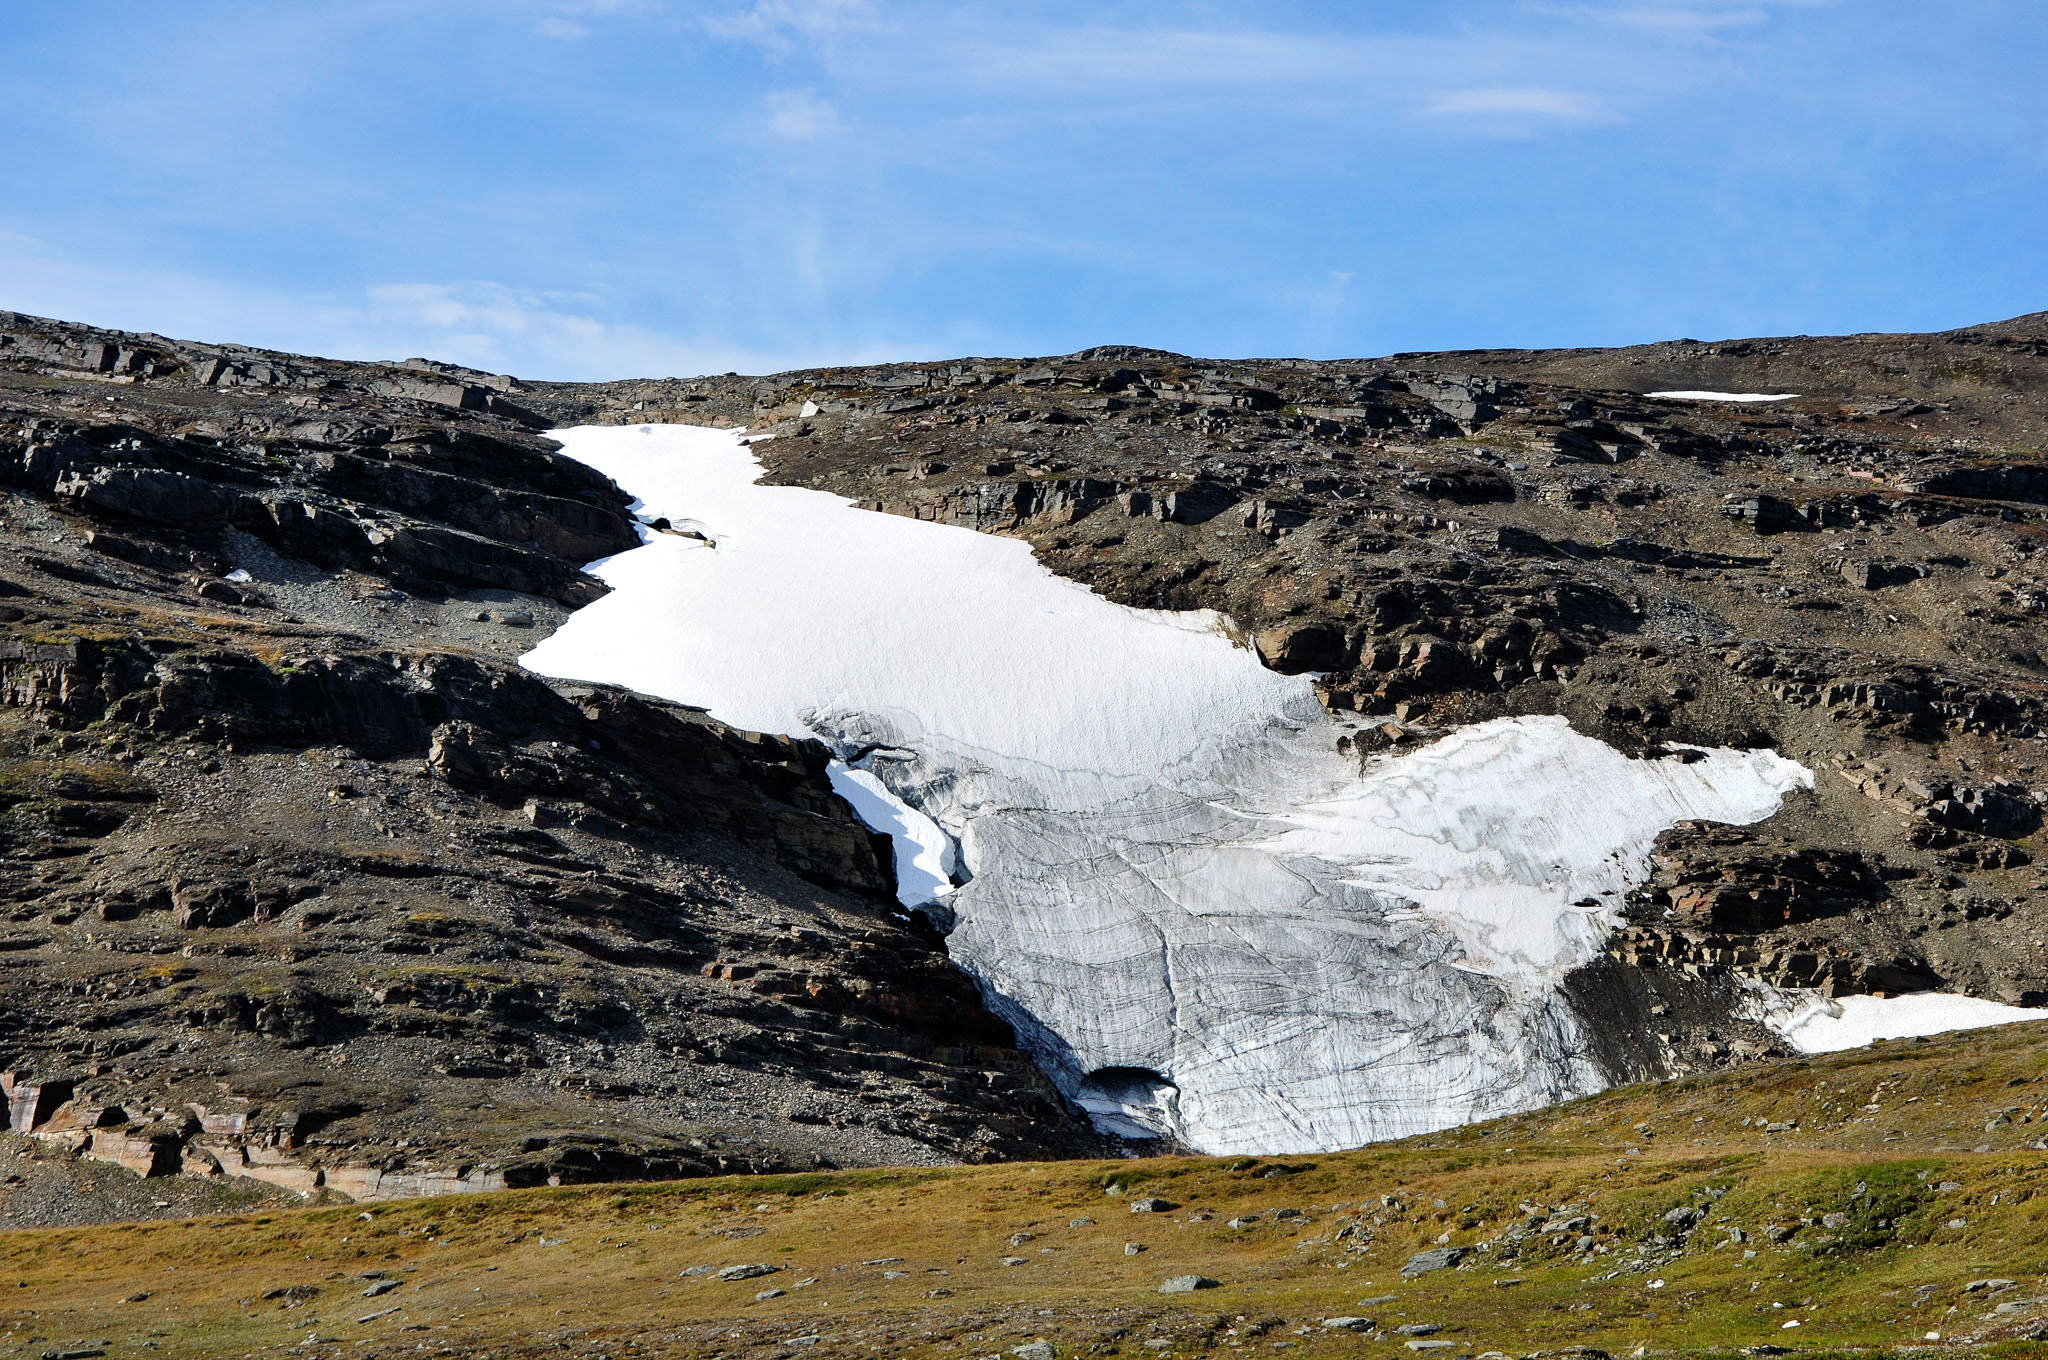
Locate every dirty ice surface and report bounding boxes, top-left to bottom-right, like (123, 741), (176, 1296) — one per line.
(1647, 391), (1800, 402)
(1765, 990), (2048, 1054)
(524, 423), (1811, 1154)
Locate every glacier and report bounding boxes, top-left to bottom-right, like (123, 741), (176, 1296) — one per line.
(523, 422), (1817, 1154)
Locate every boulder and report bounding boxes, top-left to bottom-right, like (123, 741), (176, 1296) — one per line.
(1400, 1246), (1466, 1278)
(1839, 558), (1928, 590)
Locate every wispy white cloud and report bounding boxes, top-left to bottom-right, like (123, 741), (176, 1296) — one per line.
(1419, 86), (1613, 132)
(1534, 0), (1839, 38)
(525, 0), (666, 42)
(355, 282), (800, 378)
(763, 88), (841, 139)
(700, 0), (874, 51)
(0, 230), (900, 380)
(697, 11), (1640, 140)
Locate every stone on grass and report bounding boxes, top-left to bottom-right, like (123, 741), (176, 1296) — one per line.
(1130, 1197), (1178, 1213)
(1400, 1247), (1466, 1278)
(717, 1263), (780, 1282)
(1159, 1275), (1220, 1293)
(1012, 1344), (1058, 1360)
(1322, 1317), (1375, 1332)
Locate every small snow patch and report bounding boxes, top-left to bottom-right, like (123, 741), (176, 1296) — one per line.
(1764, 990), (2048, 1054)
(1647, 391), (1798, 402)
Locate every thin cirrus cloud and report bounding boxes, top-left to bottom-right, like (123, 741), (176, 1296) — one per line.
(0, 228), (889, 380)
(0, 1), (2039, 376)
(704, 10), (1646, 138)
(763, 89), (842, 140)
(699, 0), (874, 47)
(1418, 87), (1614, 127)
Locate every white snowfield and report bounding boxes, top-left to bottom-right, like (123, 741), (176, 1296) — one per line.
(1647, 391), (1799, 402)
(1763, 990), (2048, 1054)
(524, 423), (1818, 1154)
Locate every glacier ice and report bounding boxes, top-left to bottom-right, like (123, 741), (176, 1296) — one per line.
(825, 760), (956, 908)
(523, 423), (1814, 1154)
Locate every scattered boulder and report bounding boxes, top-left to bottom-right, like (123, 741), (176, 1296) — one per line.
(1158, 1275), (1221, 1293)
(1839, 557), (1928, 590)
(1400, 1247), (1466, 1278)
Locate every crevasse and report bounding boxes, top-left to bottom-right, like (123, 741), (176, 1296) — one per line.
(522, 423), (1814, 1154)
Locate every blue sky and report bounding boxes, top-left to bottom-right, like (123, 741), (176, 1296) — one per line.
(1, 2), (2042, 379)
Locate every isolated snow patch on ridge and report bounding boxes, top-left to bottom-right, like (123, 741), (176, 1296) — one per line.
(522, 423), (1812, 1154)
(1648, 391), (1799, 403)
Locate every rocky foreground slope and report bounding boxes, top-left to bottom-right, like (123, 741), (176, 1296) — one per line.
(1, 310), (2045, 1219)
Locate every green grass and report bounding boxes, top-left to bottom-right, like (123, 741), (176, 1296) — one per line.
(9, 1023), (2048, 1358)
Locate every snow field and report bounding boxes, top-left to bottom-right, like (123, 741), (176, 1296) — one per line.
(525, 423), (1821, 1152)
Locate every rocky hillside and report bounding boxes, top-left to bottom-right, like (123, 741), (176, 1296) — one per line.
(0, 313), (1099, 1226)
(529, 316), (2048, 1078)
(1, 307), (2046, 1220)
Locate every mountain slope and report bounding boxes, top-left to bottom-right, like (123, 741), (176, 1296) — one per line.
(526, 317), (2048, 1084)
(0, 312), (1101, 1225)
(0, 307), (2045, 1219)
